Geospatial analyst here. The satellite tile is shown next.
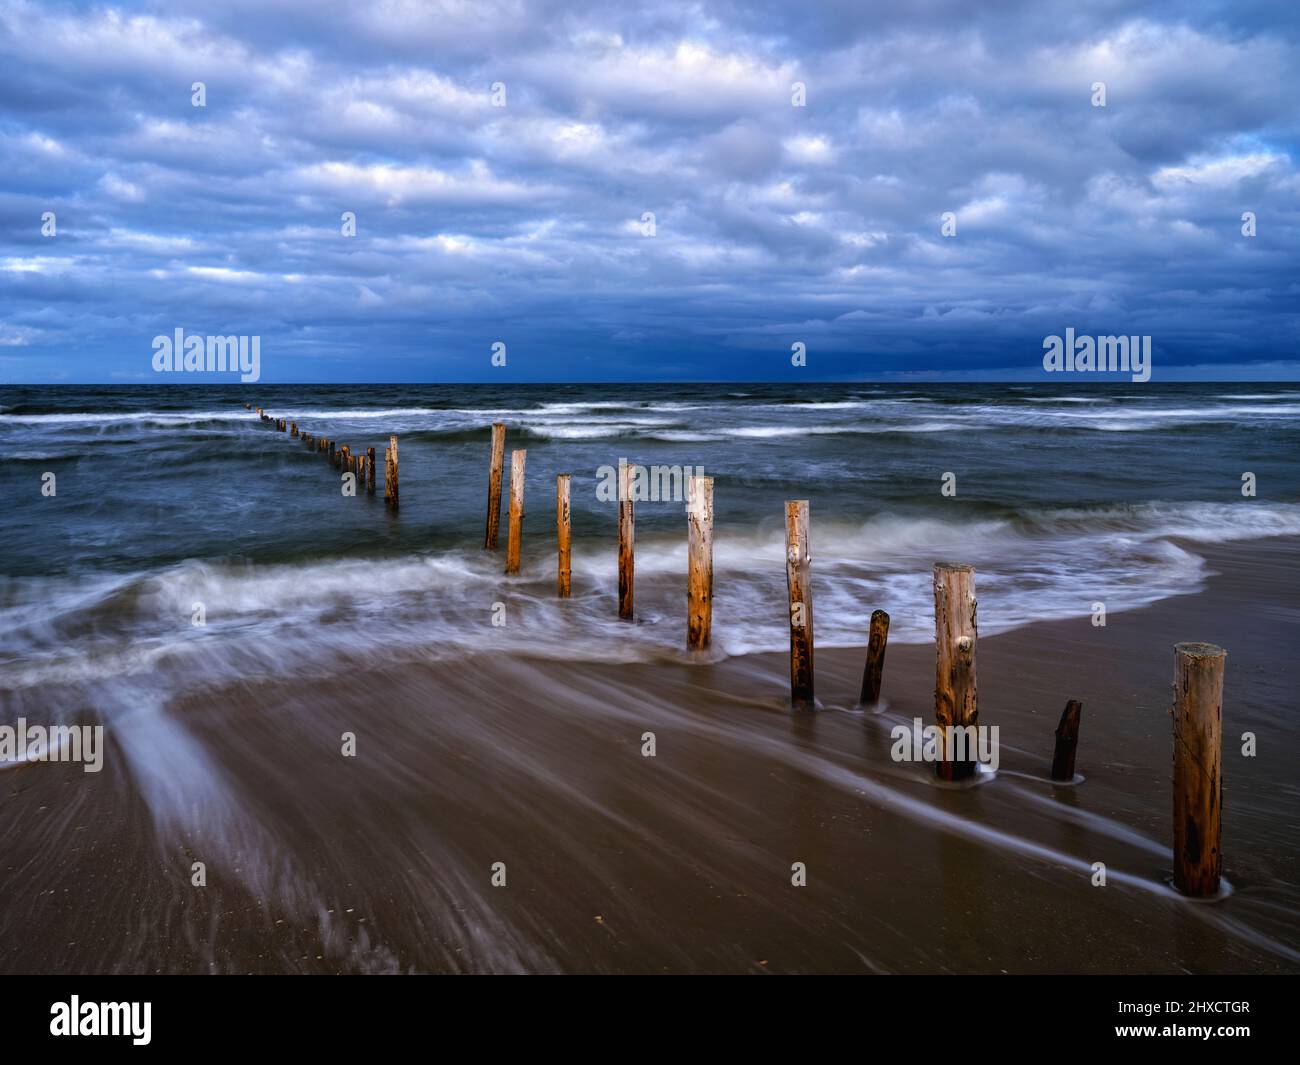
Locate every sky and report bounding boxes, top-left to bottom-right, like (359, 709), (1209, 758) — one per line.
(0, 0), (1297, 384)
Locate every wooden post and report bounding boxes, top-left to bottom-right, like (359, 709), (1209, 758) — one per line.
(328, 441), (336, 467)
(785, 500), (814, 709)
(385, 435), (398, 507)
(291, 422), (298, 437)
(485, 423), (507, 549)
(356, 452), (366, 485)
(366, 446), (376, 494)
(686, 475), (713, 651)
(1172, 643), (1225, 897)
(556, 474), (571, 597)
(1050, 700), (1083, 781)
(859, 609), (890, 708)
(618, 459), (635, 620)
(505, 449), (525, 574)
(340, 445), (350, 476)
(933, 563), (978, 781)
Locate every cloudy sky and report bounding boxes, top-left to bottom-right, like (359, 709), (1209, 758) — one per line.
(1, 0), (1297, 383)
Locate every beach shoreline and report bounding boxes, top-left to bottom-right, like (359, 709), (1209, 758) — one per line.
(2, 536), (1298, 973)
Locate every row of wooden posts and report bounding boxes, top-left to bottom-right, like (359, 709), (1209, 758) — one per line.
(249, 407), (1226, 901)
(248, 403), (397, 505)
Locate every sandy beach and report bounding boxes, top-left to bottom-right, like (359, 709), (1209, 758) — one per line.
(3, 535), (1297, 974)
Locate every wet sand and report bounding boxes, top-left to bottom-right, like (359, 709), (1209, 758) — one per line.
(2, 538), (1298, 973)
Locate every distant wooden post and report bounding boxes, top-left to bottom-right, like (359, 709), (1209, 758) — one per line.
(618, 460), (635, 620)
(933, 563), (978, 780)
(505, 449), (525, 574)
(1050, 700), (1083, 781)
(556, 474), (571, 597)
(385, 435), (399, 507)
(485, 423), (507, 549)
(291, 422), (298, 437)
(859, 609), (890, 708)
(328, 441), (336, 467)
(686, 475), (713, 651)
(1172, 643), (1225, 897)
(785, 500), (814, 709)
(340, 445), (350, 477)
(366, 446), (376, 494)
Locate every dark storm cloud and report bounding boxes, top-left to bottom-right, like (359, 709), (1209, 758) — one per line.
(0, 0), (1296, 381)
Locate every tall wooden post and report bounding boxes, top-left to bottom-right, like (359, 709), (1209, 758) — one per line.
(859, 609), (890, 708)
(340, 445), (350, 477)
(384, 435), (398, 507)
(785, 500), (814, 709)
(1172, 643), (1225, 897)
(556, 474), (571, 597)
(328, 441), (336, 467)
(686, 475), (713, 651)
(485, 423), (507, 549)
(934, 563), (978, 780)
(366, 446), (376, 494)
(291, 422), (298, 437)
(505, 449), (525, 574)
(1050, 700), (1083, 781)
(618, 459), (635, 620)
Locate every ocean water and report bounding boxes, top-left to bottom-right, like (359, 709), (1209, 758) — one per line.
(4, 381), (1300, 973)
(3, 381), (1299, 685)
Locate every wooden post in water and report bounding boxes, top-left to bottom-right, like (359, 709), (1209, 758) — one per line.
(505, 449), (525, 574)
(328, 441), (337, 467)
(385, 435), (399, 507)
(1172, 643), (1225, 897)
(933, 563), (978, 780)
(686, 475), (714, 651)
(340, 445), (350, 477)
(784, 500), (814, 709)
(366, 446), (376, 494)
(556, 474), (571, 597)
(485, 423), (507, 549)
(618, 459), (635, 620)
(859, 609), (890, 708)
(291, 422), (298, 438)
(1050, 700), (1083, 781)
(356, 452), (366, 486)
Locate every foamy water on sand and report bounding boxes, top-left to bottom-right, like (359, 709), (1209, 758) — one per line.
(2, 383), (1299, 971)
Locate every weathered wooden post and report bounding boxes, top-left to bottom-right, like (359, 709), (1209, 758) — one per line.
(785, 501), (814, 709)
(933, 563), (978, 780)
(485, 423), (507, 549)
(556, 474), (572, 597)
(366, 446), (376, 494)
(291, 422), (298, 437)
(686, 475), (713, 651)
(356, 452), (366, 485)
(505, 449), (525, 574)
(1050, 700), (1083, 781)
(328, 441), (336, 467)
(859, 609), (890, 708)
(340, 445), (350, 476)
(385, 435), (399, 507)
(618, 459), (635, 620)
(1172, 643), (1225, 897)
